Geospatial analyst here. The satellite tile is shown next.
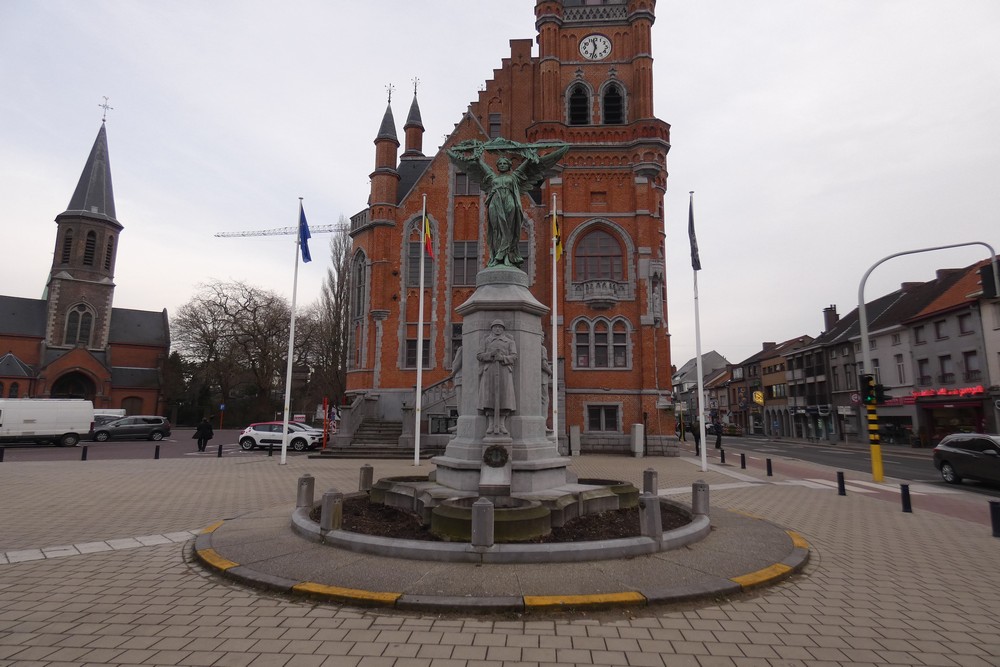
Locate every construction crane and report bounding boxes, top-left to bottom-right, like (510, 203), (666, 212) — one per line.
(214, 223), (345, 238)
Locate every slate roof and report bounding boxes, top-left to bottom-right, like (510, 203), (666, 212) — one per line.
(108, 307), (170, 347)
(57, 123), (120, 227)
(0, 352), (34, 378)
(376, 103), (398, 143)
(397, 157), (433, 205)
(0, 295), (47, 337)
(110, 367), (160, 388)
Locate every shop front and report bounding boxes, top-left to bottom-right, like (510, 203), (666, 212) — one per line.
(913, 385), (991, 446)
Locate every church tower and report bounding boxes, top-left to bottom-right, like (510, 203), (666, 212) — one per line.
(44, 122), (122, 352)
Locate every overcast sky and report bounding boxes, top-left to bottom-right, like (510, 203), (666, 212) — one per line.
(2, 1), (998, 368)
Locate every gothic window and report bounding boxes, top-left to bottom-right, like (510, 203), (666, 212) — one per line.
(351, 254), (366, 318)
(65, 304), (94, 347)
(83, 231), (97, 266)
(488, 113), (501, 139)
(454, 172), (481, 195)
(406, 241), (433, 287)
(60, 229), (74, 264)
(453, 241), (479, 286)
(574, 230), (623, 281)
(9, 382), (19, 398)
(104, 237), (114, 270)
(574, 317), (630, 369)
(602, 82), (624, 124)
(568, 84), (590, 125)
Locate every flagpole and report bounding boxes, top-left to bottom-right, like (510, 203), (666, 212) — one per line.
(280, 199), (304, 465)
(414, 194), (428, 466)
(550, 193), (559, 444)
(689, 191), (707, 472)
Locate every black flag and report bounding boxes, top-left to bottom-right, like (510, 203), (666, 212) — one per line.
(688, 191), (701, 271)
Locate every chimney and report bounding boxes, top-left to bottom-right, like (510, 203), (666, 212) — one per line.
(823, 305), (839, 331)
(762, 342), (776, 352)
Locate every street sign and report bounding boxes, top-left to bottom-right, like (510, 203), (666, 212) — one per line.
(850, 393), (860, 404)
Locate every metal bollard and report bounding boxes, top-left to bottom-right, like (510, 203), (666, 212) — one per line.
(359, 464), (374, 492)
(81, 446), (88, 461)
(990, 501), (1000, 538)
(154, 445), (160, 460)
(1, 447), (5, 462)
(471, 497), (495, 548)
(740, 452), (746, 469)
(217, 444), (223, 458)
(268, 443), (274, 457)
(691, 480), (710, 516)
(642, 468), (658, 495)
(296, 474), (315, 508)
(719, 449), (726, 464)
(837, 471), (846, 496)
(320, 490), (344, 531)
(766, 458), (773, 476)
(638, 492), (663, 541)
(900, 484), (912, 513)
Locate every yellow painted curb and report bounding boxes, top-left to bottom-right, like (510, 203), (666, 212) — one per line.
(523, 591), (646, 608)
(200, 520), (224, 534)
(731, 562), (792, 588)
(292, 581), (401, 605)
(788, 530), (809, 550)
(197, 548), (240, 571)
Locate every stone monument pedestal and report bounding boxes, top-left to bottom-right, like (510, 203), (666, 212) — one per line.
(433, 266), (570, 495)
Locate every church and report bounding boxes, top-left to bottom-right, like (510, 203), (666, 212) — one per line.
(0, 123), (169, 414)
(340, 0), (675, 455)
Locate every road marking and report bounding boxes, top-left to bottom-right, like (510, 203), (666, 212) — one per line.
(0, 530), (198, 565)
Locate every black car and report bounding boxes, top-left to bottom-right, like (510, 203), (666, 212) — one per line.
(91, 416), (172, 442)
(933, 433), (1000, 486)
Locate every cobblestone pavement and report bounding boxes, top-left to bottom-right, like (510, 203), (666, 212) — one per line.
(2, 446), (999, 666)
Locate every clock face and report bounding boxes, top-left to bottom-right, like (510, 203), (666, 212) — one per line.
(579, 34), (612, 61)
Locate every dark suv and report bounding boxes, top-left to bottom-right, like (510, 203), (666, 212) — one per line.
(933, 433), (1000, 486)
(92, 416), (172, 442)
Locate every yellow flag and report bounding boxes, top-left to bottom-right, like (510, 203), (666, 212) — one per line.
(552, 207), (562, 262)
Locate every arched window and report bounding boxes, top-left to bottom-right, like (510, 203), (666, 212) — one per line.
(65, 304), (94, 347)
(83, 231), (97, 266)
(104, 237), (114, 270)
(603, 82), (624, 124)
(568, 84), (590, 125)
(351, 255), (366, 318)
(574, 230), (623, 281)
(574, 318), (631, 369)
(9, 382), (19, 398)
(61, 229), (74, 264)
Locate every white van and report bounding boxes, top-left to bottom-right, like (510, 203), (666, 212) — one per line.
(0, 399), (94, 446)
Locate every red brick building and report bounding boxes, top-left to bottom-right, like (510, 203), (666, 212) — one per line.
(343, 0), (674, 454)
(0, 123), (169, 414)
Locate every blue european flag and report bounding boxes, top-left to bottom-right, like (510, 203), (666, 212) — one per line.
(299, 203), (312, 263)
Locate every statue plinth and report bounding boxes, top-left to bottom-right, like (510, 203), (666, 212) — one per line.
(433, 266), (570, 494)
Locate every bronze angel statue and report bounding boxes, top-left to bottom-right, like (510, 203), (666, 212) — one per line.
(447, 138), (570, 269)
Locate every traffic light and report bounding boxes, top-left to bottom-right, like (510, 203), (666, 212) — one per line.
(874, 384), (890, 404)
(860, 374), (876, 404)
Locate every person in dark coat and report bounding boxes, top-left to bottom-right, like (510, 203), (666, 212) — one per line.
(195, 418), (214, 452)
(714, 420), (723, 449)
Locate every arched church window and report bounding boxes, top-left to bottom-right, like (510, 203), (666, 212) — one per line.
(568, 84), (590, 125)
(9, 382), (19, 398)
(83, 231), (97, 266)
(603, 83), (624, 124)
(61, 229), (74, 264)
(574, 229), (623, 281)
(352, 254), (366, 318)
(104, 237), (114, 270)
(65, 304), (94, 347)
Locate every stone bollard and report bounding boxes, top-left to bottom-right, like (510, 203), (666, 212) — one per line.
(638, 492), (663, 541)
(296, 474), (315, 508)
(320, 490), (344, 531)
(692, 480), (710, 517)
(471, 497), (495, 548)
(359, 464), (374, 492)
(643, 468), (658, 495)
(569, 425), (582, 456)
(631, 423), (644, 457)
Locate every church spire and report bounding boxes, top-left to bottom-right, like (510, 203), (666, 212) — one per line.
(403, 88), (425, 158)
(59, 123), (120, 228)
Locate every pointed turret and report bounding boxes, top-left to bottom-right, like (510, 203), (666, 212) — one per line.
(369, 102), (400, 225)
(402, 93), (425, 158)
(57, 122), (121, 229)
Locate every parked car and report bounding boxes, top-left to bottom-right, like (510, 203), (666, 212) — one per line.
(933, 433), (1000, 486)
(91, 416), (172, 442)
(239, 421), (323, 452)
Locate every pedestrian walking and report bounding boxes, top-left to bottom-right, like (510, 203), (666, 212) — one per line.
(677, 419), (686, 441)
(692, 423), (700, 450)
(195, 417), (214, 452)
(714, 420), (723, 449)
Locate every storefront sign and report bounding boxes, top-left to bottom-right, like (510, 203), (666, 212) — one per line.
(911, 385), (984, 399)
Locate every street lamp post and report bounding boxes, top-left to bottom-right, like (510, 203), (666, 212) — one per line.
(858, 241), (998, 482)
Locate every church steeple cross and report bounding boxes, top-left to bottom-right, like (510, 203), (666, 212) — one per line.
(98, 96), (114, 122)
